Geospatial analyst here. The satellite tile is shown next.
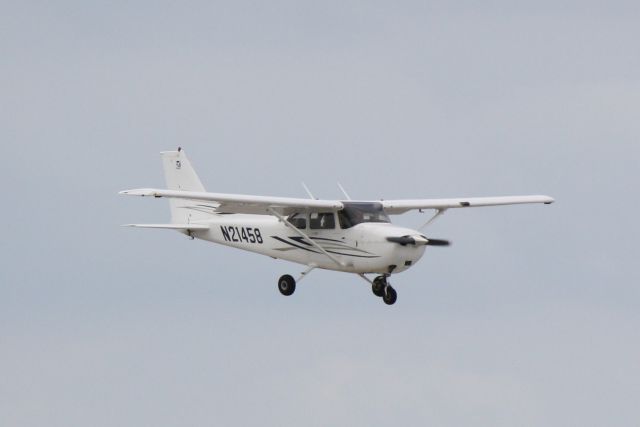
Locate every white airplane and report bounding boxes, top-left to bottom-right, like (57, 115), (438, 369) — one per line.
(121, 148), (554, 305)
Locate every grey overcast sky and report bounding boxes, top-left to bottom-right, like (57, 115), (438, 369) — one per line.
(1, 1), (639, 426)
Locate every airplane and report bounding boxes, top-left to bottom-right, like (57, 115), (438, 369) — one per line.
(120, 148), (554, 305)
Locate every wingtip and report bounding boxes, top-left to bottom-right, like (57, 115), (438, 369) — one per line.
(159, 147), (184, 155)
(118, 188), (156, 197)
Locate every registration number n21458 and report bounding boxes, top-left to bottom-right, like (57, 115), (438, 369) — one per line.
(220, 226), (263, 244)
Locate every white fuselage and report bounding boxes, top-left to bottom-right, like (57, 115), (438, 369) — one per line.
(190, 214), (426, 274)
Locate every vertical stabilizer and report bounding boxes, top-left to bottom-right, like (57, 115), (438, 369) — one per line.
(160, 148), (208, 224)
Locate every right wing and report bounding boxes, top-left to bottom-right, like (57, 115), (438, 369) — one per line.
(381, 195), (554, 215)
(119, 188), (344, 216)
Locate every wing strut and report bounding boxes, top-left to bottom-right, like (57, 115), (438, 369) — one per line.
(418, 208), (447, 231)
(268, 208), (345, 268)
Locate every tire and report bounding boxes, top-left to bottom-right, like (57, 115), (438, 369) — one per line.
(372, 276), (386, 297)
(278, 274), (296, 296)
(383, 286), (397, 305)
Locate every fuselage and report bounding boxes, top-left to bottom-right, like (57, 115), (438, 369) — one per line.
(191, 214), (426, 274)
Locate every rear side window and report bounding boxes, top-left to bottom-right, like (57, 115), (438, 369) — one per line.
(287, 213), (307, 229)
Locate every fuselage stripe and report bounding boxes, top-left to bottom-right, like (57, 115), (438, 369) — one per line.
(270, 236), (381, 259)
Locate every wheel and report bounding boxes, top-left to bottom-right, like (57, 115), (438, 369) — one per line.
(278, 274), (296, 296)
(383, 286), (397, 305)
(372, 276), (386, 297)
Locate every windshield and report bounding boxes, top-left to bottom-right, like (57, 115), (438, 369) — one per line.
(338, 202), (390, 229)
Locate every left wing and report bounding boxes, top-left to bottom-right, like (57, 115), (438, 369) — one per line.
(119, 188), (344, 215)
(382, 195), (554, 215)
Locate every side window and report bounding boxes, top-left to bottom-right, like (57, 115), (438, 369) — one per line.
(310, 212), (335, 229)
(320, 213), (335, 229)
(309, 212), (321, 229)
(287, 213), (307, 229)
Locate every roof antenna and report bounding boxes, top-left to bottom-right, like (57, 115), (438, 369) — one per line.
(301, 182), (317, 200)
(337, 182), (352, 200)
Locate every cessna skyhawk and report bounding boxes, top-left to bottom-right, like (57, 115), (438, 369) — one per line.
(120, 148), (554, 305)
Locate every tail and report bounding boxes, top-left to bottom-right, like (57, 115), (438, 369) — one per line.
(160, 148), (209, 224)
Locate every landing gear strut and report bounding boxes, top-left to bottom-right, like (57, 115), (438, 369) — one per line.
(370, 275), (397, 305)
(278, 274), (296, 296)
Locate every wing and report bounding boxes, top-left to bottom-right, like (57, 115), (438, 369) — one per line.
(382, 195), (554, 215)
(119, 188), (344, 215)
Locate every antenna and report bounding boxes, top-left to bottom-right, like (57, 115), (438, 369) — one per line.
(337, 182), (352, 200)
(301, 182), (317, 200)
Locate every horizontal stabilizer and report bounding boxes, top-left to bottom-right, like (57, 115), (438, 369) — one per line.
(122, 223), (210, 230)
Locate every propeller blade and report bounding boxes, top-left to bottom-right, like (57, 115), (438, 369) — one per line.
(425, 238), (450, 246)
(386, 236), (415, 246)
(386, 236), (451, 247)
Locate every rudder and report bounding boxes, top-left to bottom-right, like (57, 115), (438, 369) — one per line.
(161, 148), (205, 192)
(160, 148), (208, 224)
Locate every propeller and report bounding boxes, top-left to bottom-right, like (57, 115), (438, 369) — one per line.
(387, 235), (451, 247)
(424, 238), (450, 246)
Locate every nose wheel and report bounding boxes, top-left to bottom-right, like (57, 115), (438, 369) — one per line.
(382, 285), (397, 305)
(371, 275), (397, 305)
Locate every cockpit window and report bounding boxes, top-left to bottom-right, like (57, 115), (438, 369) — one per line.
(338, 202), (390, 229)
(309, 212), (335, 229)
(287, 213), (307, 229)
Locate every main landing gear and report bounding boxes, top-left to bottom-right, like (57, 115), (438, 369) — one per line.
(370, 275), (397, 305)
(278, 274), (296, 296)
(277, 265), (315, 297)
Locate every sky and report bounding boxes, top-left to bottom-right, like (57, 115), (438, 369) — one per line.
(1, 1), (639, 426)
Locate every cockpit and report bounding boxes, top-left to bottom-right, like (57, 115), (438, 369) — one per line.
(286, 202), (390, 230)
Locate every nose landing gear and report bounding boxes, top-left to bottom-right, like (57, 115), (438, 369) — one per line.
(382, 283), (397, 305)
